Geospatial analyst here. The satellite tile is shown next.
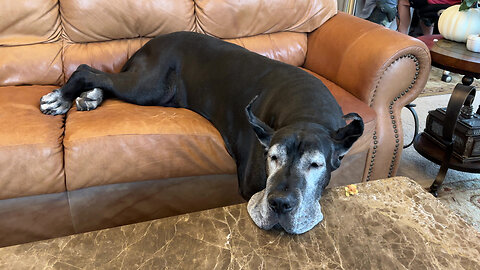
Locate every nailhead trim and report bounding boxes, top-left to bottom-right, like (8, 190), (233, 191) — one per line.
(387, 54), (419, 177)
(366, 54), (420, 181)
(366, 131), (378, 180)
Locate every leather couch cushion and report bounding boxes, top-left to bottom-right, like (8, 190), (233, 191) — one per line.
(60, 0), (335, 42)
(2, 0), (335, 86)
(0, 43), (63, 87)
(0, 0), (61, 46)
(63, 38), (150, 82)
(195, 0), (337, 38)
(63, 68), (373, 191)
(64, 100), (237, 191)
(62, 32), (307, 83)
(61, 0), (196, 42)
(225, 32), (307, 67)
(0, 86), (65, 200)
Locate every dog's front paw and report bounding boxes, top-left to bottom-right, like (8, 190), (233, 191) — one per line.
(40, 89), (72, 115)
(75, 88), (104, 111)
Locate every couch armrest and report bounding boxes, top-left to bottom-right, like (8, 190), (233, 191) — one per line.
(304, 12), (431, 181)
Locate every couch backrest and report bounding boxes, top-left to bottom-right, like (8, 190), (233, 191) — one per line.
(0, 0), (337, 87)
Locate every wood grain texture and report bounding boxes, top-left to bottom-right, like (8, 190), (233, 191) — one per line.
(419, 35), (480, 79)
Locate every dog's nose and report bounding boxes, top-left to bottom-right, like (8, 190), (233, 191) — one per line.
(267, 193), (295, 214)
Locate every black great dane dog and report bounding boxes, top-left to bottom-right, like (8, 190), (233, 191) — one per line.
(40, 31), (363, 234)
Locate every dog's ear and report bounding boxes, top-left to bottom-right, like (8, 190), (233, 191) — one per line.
(330, 113), (364, 169)
(245, 95), (274, 148)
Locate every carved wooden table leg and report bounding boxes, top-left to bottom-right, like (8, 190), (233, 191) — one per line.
(428, 84), (477, 196)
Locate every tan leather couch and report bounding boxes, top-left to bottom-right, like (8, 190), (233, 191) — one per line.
(0, 0), (430, 247)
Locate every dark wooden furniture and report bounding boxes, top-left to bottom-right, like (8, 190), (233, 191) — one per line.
(415, 35), (480, 196)
(419, 35), (480, 85)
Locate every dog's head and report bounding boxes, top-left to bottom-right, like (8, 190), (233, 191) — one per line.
(245, 97), (363, 234)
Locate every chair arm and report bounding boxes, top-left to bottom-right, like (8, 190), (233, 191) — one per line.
(304, 12), (431, 180)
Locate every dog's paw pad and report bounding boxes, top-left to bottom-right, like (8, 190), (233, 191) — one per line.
(75, 88), (104, 111)
(40, 89), (72, 115)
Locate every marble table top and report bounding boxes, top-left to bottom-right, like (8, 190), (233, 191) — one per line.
(1, 177), (479, 269)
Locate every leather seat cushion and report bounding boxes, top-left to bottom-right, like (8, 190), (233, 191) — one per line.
(64, 100), (237, 191)
(64, 68), (374, 191)
(0, 86), (65, 200)
(0, 77), (373, 197)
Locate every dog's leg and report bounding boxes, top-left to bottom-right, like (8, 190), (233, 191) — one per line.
(40, 89), (73, 115)
(40, 65), (108, 115)
(40, 64), (123, 115)
(75, 88), (104, 111)
(40, 62), (176, 115)
(40, 87), (104, 115)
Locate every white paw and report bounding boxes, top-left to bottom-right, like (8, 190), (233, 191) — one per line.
(40, 89), (72, 115)
(75, 88), (104, 111)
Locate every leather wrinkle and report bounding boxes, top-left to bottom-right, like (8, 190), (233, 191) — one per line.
(46, 0), (62, 43)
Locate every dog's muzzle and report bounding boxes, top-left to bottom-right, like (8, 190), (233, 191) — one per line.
(247, 188), (324, 234)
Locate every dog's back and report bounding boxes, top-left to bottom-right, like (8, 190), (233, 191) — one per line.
(124, 32), (344, 144)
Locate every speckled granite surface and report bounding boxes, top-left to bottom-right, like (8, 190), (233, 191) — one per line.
(0, 177), (479, 269)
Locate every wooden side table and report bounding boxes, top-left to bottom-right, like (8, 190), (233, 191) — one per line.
(415, 35), (480, 196)
(418, 35), (480, 84)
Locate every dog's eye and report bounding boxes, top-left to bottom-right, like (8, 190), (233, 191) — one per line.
(270, 155), (278, 161)
(310, 162), (320, 169)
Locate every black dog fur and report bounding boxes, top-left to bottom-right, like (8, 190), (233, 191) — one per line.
(40, 31), (363, 205)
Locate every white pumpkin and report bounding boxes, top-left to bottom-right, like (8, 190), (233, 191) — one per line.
(438, 5), (480, 43)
